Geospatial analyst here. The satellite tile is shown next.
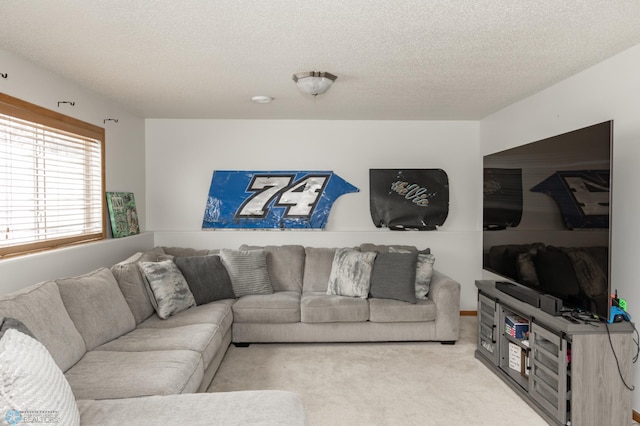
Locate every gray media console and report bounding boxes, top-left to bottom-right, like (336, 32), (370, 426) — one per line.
(475, 280), (634, 426)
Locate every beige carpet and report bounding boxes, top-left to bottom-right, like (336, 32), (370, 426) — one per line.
(208, 317), (548, 426)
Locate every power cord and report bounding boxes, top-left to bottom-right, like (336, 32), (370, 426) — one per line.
(633, 322), (640, 364)
(604, 320), (638, 391)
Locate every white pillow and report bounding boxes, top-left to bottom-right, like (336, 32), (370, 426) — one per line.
(0, 327), (80, 426)
(415, 253), (435, 299)
(138, 259), (196, 319)
(327, 248), (377, 298)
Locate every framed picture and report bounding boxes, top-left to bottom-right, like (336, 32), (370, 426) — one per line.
(106, 192), (140, 238)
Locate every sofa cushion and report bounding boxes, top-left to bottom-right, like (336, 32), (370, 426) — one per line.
(139, 260), (197, 319)
(239, 245), (305, 292)
(301, 292), (369, 323)
(368, 298), (436, 322)
(110, 247), (167, 324)
(138, 301), (234, 334)
(369, 252), (418, 303)
(0, 319), (80, 426)
(77, 390), (308, 426)
(174, 255), (236, 304)
(56, 268), (136, 351)
(220, 249), (273, 297)
(111, 252), (154, 324)
(65, 350), (203, 400)
(162, 246), (219, 257)
(0, 281), (86, 372)
(95, 323), (223, 370)
(232, 291), (301, 323)
(326, 248), (376, 298)
(302, 247), (337, 293)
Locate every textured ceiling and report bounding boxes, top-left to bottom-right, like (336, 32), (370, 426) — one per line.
(1, 1), (640, 120)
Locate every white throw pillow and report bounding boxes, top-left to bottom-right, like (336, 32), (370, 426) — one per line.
(415, 253), (435, 299)
(138, 259), (196, 319)
(0, 327), (80, 426)
(327, 248), (377, 298)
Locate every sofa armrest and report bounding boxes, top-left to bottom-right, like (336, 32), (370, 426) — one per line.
(429, 269), (461, 341)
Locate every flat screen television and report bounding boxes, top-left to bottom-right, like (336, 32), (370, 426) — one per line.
(483, 120), (613, 320)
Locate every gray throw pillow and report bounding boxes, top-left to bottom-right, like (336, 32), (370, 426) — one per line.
(0, 317), (35, 340)
(174, 255), (235, 304)
(369, 252), (418, 303)
(389, 247), (435, 299)
(327, 248), (377, 298)
(219, 249), (273, 297)
(360, 243), (429, 254)
(138, 260), (196, 319)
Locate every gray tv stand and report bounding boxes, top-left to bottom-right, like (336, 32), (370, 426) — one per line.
(475, 280), (634, 425)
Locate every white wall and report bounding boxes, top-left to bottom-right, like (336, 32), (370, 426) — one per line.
(0, 48), (151, 293)
(4, 34), (637, 412)
(146, 119), (482, 310)
(480, 43), (640, 413)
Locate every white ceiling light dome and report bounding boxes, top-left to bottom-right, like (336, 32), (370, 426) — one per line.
(251, 95), (273, 104)
(292, 71), (337, 96)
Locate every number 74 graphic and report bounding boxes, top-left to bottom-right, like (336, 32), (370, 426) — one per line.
(237, 174), (329, 218)
(202, 170), (359, 229)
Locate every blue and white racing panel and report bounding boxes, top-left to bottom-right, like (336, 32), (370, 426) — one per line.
(531, 170), (609, 229)
(202, 171), (359, 229)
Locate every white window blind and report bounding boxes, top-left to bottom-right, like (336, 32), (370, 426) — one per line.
(0, 94), (105, 257)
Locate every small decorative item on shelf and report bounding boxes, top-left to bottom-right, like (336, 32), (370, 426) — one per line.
(505, 314), (529, 339)
(106, 192), (140, 238)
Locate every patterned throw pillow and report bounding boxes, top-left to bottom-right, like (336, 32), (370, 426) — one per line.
(415, 253), (435, 299)
(0, 318), (80, 426)
(327, 248), (377, 298)
(138, 260), (196, 319)
(219, 249), (273, 297)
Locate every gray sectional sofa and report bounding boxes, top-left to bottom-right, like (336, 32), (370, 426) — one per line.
(231, 244), (461, 344)
(0, 243), (460, 425)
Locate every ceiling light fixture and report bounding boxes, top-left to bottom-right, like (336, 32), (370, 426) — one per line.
(251, 95), (273, 104)
(292, 71), (337, 96)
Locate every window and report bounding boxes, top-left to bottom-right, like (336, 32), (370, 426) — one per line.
(0, 93), (105, 257)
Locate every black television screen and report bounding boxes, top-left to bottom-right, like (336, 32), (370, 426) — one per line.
(483, 120), (613, 320)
